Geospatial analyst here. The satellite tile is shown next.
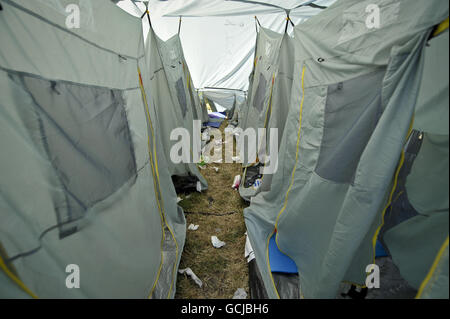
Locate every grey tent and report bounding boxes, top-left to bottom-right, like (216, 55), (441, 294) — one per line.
(239, 25), (295, 201)
(379, 25), (449, 299)
(196, 89), (210, 125)
(229, 94), (243, 127)
(145, 20), (208, 191)
(0, 0), (184, 298)
(178, 24), (208, 126)
(202, 94), (218, 113)
(244, 0), (448, 299)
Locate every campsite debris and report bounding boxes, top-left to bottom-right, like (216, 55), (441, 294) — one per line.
(208, 196), (214, 207)
(198, 155), (207, 167)
(196, 181), (202, 193)
(184, 211), (237, 216)
(213, 158), (223, 164)
(252, 178), (262, 190)
(177, 197), (182, 203)
(188, 224), (199, 231)
(232, 175), (241, 189)
(212, 166), (219, 172)
(232, 156), (241, 162)
(211, 236), (226, 248)
(232, 288), (248, 299)
(244, 232), (255, 263)
(201, 155), (210, 164)
(178, 268), (203, 288)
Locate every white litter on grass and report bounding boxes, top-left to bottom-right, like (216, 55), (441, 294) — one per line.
(177, 197), (182, 203)
(232, 175), (241, 189)
(212, 166), (219, 172)
(196, 181), (202, 192)
(211, 236), (226, 248)
(244, 232), (255, 263)
(188, 224), (199, 231)
(232, 288), (248, 299)
(178, 268), (203, 288)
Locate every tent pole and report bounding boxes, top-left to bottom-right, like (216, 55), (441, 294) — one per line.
(284, 15), (290, 33)
(254, 16), (261, 33)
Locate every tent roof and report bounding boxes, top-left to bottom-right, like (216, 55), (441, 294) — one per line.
(115, 0), (336, 91)
(163, 0), (335, 17)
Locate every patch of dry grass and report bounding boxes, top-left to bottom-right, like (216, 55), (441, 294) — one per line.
(175, 121), (249, 299)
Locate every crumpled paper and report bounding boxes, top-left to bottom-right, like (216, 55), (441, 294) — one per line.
(211, 236), (226, 248)
(188, 224), (199, 231)
(232, 288), (247, 299)
(178, 267), (203, 287)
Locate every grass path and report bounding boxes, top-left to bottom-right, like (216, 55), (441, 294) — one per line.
(175, 121), (249, 299)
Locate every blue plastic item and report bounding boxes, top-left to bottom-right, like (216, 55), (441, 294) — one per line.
(268, 234), (298, 274)
(206, 121), (222, 128)
(375, 240), (388, 257)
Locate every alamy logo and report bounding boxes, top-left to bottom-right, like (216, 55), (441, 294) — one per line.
(170, 120), (279, 174)
(365, 264), (380, 289)
(65, 4), (80, 29)
(365, 4), (380, 29)
(65, 264), (80, 289)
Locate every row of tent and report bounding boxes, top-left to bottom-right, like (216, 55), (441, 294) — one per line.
(238, 0), (449, 298)
(0, 0), (210, 298)
(0, 0), (448, 299)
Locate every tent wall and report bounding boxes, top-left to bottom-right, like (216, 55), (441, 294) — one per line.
(0, 0), (184, 298)
(201, 89), (246, 110)
(381, 30), (449, 298)
(145, 25), (207, 190)
(240, 30), (296, 200)
(239, 26), (284, 200)
(244, 0), (448, 299)
(242, 26), (283, 150)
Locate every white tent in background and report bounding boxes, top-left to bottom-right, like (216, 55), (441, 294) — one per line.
(115, 0), (337, 101)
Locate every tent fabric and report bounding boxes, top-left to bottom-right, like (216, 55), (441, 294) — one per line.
(164, 0), (335, 18)
(201, 89), (246, 110)
(244, 0), (448, 299)
(229, 96), (246, 127)
(144, 22), (208, 190)
(239, 28), (295, 200)
(416, 238), (449, 299)
(257, 32), (295, 194)
(239, 26), (283, 166)
(380, 30), (449, 298)
(0, 0), (184, 298)
(203, 95), (219, 113)
(117, 0), (335, 92)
